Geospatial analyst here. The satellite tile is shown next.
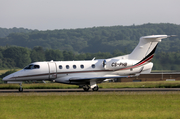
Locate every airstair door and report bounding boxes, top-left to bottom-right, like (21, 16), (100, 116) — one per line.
(48, 62), (57, 79)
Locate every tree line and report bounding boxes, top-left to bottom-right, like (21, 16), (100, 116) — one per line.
(0, 23), (180, 53)
(0, 46), (123, 69)
(0, 27), (34, 38)
(0, 46), (180, 71)
(0, 23), (180, 71)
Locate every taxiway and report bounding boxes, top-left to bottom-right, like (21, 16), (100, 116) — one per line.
(1, 88), (180, 93)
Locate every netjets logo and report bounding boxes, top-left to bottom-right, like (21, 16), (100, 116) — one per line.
(111, 62), (127, 67)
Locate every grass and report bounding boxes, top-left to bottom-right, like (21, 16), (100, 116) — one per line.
(0, 92), (180, 119)
(99, 81), (180, 88)
(0, 83), (79, 89)
(0, 69), (9, 74)
(1, 81), (180, 89)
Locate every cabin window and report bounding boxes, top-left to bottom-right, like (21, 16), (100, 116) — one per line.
(24, 64), (40, 69)
(66, 65), (70, 69)
(59, 65), (63, 69)
(73, 65), (76, 69)
(92, 64), (95, 68)
(80, 65), (84, 69)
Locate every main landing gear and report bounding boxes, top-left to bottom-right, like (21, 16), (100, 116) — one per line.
(19, 83), (23, 92)
(92, 86), (99, 91)
(83, 85), (90, 91)
(82, 85), (99, 92)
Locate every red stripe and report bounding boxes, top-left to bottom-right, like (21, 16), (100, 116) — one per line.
(118, 54), (154, 71)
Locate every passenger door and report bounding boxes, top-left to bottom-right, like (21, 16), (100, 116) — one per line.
(48, 62), (57, 79)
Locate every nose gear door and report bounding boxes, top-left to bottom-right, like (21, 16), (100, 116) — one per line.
(48, 62), (57, 79)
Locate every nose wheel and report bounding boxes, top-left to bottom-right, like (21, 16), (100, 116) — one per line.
(19, 83), (23, 92)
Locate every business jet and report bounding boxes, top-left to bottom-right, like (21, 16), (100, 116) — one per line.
(3, 35), (174, 92)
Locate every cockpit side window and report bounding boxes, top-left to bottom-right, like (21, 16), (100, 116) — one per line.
(24, 65), (33, 69)
(24, 64), (40, 69)
(34, 65), (40, 69)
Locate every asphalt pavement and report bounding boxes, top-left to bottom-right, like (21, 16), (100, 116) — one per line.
(1, 88), (180, 93)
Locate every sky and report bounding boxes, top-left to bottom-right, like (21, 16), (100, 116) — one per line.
(0, 0), (180, 30)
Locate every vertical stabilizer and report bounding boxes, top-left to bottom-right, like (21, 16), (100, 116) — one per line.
(128, 35), (169, 60)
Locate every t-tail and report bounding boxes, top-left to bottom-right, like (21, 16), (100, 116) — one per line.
(111, 35), (173, 74)
(129, 35), (171, 61)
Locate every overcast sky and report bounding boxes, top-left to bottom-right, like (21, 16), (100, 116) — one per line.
(0, 0), (180, 30)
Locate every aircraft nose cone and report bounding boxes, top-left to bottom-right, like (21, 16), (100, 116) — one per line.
(2, 74), (14, 81)
(3, 76), (9, 81)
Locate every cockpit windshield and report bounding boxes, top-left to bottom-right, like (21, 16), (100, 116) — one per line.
(24, 64), (40, 69)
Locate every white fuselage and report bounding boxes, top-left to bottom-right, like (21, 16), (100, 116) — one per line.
(3, 58), (153, 85)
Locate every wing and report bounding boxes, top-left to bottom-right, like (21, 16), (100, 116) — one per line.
(69, 66), (144, 82)
(69, 75), (129, 81)
(69, 67), (144, 84)
(69, 75), (129, 84)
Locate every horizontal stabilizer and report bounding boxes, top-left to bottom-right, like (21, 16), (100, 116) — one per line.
(141, 35), (168, 39)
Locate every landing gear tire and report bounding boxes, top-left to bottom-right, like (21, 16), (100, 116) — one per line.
(83, 85), (90, 91)
(92, 86), (99, 91)
(19, 87), (23, 92)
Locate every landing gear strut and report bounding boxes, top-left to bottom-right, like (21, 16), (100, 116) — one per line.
(83, 85), (90, 91)
(19, 83), (23, 92)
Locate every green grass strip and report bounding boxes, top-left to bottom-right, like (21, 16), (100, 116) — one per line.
(0, 92), (180, 119)
(1, 81), (180, 89)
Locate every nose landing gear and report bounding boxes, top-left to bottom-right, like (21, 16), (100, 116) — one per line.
(19, 83), (23, 92)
